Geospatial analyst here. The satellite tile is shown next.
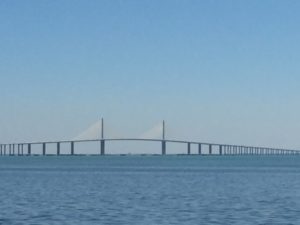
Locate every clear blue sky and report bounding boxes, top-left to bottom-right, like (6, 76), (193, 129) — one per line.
(1, 0), (300, 150)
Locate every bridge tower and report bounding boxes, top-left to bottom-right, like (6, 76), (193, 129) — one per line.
(100, 118), (105, 155)
(161, 120), (166, 155)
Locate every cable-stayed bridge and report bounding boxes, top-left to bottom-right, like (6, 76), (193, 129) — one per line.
(0, 119), (299, 156)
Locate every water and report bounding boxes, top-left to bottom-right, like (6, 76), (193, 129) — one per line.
(1, 155), (300, 224)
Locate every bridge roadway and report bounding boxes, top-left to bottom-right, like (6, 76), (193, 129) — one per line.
(0, 138), (299, 156)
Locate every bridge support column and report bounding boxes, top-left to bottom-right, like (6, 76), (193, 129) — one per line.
(17, 144), (20, 155)
(101, 140), (105, 155)
(187, 143), (191, 155)
(9, 144), (11, 156)
(43, 143), (46, 155)
(209, 144), (212, 155)
(198, 144), (202, 155)
(161, 141), (166, 155)
(13, 144), (15, 156)
(71, 142), (74, 155)
(28, 144), (31, 156)
(219, 145), (222, 155)
(21, 144), (24, 155)
(0, 145), (2, 155)
(4, 145), (6, 155)
(57, 142), (60, 155)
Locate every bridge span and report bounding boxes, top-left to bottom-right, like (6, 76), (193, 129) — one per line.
(0, 119), (299, 156)
(0, 138), (299, 156)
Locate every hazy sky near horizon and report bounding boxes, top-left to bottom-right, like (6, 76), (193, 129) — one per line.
(1, 0), (300, 150)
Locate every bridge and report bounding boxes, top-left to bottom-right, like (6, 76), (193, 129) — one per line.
(0, 119), (299, 156)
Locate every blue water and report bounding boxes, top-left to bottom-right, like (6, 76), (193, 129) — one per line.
(1, 156), (300, 224)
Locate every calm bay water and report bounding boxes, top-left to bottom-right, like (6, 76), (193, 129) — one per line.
(1, 155), (300, 224)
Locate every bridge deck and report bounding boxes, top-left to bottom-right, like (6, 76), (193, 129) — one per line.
(0, 138), (299, 156)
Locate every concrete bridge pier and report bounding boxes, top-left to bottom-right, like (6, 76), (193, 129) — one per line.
(161, 141), (166, 155)
(57, 142), (60, 155)
(100, 140), (105, 155)
(187, 143), (191, 155)
(209, 144), (212, 155)
(198, 143), (202, 155)
(28, 144), (31, 155)
(21, 144), (24, 155)
(13, 144), (15, 155)
(43, 143), (46, 155)
(0, 145), (2, 155)
(219, 145), (222, 155)
(71, 141), (74, 155)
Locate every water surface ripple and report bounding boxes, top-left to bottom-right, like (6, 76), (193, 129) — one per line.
(1, 156), (300, 224)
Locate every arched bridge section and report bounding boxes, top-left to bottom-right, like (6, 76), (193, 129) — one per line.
(0, 138), (299, 156)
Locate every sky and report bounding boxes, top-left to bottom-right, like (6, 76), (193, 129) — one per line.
(1, 0), (300, 151)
